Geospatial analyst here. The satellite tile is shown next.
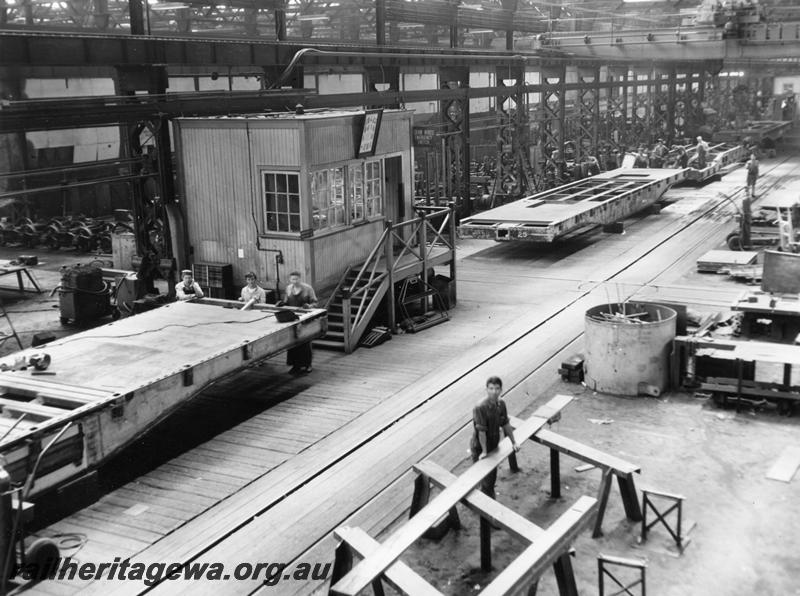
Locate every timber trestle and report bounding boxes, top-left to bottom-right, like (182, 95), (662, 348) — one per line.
(329, 395), (600, 596)
(509, 416), (644, 538)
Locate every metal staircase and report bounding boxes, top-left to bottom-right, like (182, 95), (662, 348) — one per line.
(314, 204), (458, 353)
(314, 264), (390, 353)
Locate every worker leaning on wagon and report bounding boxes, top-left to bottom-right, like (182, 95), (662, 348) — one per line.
(283, 271), (318, 375)
(239, 271), (267, 311)
(175, 269), (205, 301)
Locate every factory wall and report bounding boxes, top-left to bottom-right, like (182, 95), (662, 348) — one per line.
(23, 78), (119, 163)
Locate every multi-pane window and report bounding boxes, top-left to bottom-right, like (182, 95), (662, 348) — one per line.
(310, 168), (346, 231)
(262, 161), (384, 236)
(349, 165), (365, 223)
(364, 160), (383, 218)
(263, 172), (300, 232)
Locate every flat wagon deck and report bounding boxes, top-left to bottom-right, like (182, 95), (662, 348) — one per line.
(685, 142), (747, 182)
(458, 168), (686, 243)
(712, 120), (792, 144)
(0, 300), (327, 501)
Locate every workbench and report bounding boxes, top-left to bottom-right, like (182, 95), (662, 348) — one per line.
(731, 290), (800, 343)
(674, 335), (800, 409)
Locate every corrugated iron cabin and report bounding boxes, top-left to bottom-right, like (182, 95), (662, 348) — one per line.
(173, 109), (414, 295)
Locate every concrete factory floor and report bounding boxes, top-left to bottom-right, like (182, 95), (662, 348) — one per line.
(0, 156), (799, 596)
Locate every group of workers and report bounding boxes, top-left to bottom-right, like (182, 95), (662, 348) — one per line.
(175, 268), (318, 375)
(631, 136), (710, 170)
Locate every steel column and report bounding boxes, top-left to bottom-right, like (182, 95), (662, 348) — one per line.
(576, 65), (600, 161)
(440, 67), (470, 216)
(603, 66), (627, 158)
(375, 0), (386, 45)
(540, 64), (566, 166)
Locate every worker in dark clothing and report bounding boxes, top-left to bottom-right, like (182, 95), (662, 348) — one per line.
(650, 139), (668, 168)
(283, 271), (317, 374)
(745, 153), (759, 199)
(633, 146), (649, 168)
(676, 146), (690, 168)
(470, 376), (520, 498)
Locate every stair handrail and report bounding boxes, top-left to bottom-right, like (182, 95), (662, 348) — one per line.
(346, 225), (390, 296)
(325, 265), (353, 310)
(420, 207), (454, 260)
(333, 205), (456, 351)
(344, 225), (391, 334)
(389, 220), (423, 269)
(389, 206), (452, 269)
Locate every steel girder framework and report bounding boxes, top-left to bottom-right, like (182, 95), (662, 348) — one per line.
(439, 67), (470, 216)
(538, 65), (566, 166)
(628, 69), (651, 149)
(601, 66), (628, 159)
(494, 66), (534, 197)
(652, 70), (672, 144)
(0, 0), (548, 46)
(114, 66), (176, 263)
(574, 66), (599, 163)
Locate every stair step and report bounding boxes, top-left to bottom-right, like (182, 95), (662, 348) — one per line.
(313, 339), (346, 351)
(325, 330), (345, 340)
(329, 299), (380, 312)
(327, 321), (344, 331)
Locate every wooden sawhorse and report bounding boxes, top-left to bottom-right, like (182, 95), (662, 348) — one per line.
(511, 416), (643, 538)
(330, 395), (599, 596)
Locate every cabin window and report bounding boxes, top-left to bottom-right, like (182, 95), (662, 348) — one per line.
(349, 165), (365, 222)
(364, 160), (383, 218)
(263, 172), (301, 233)
(349, 160), (383, 223)
(311, 167), (346, 231)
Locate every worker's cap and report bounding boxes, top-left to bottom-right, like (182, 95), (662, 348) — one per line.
(696, 136), (703, 140)
(657, 138), (664, 142)
(180, 269), (192, 275)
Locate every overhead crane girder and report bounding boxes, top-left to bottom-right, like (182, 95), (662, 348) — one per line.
(538, 23), (800, 62)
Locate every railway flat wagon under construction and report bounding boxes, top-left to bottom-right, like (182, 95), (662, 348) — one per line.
(459, 168), (687, 243)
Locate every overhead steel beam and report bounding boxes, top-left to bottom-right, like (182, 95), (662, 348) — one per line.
(1, 78), (666, 133)
(0, 29), (732, 70)
(0, 30), (571, 68)
(539, 22), (800, 61)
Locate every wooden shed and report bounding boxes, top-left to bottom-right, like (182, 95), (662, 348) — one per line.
(173, 109), (414, 296)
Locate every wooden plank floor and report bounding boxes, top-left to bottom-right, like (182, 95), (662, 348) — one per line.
(20, 157), (800, 595)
